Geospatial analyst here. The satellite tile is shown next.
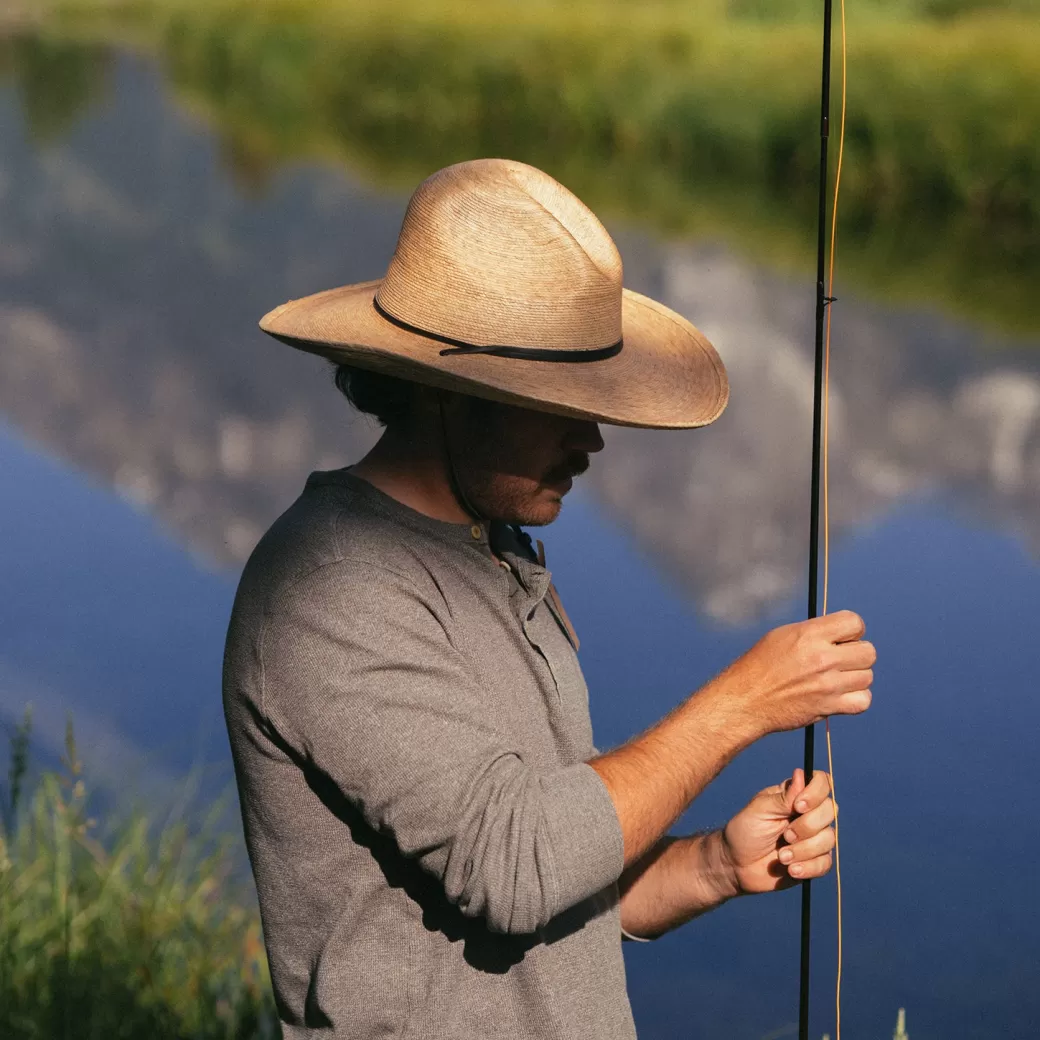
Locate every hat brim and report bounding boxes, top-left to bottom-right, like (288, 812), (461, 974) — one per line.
(258, 280), (728, 430)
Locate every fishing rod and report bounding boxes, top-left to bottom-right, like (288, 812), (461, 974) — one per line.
(800, 0), (837, 1038)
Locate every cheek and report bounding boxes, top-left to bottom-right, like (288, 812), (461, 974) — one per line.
(461, 404), (568, 481)
(480, 437), (551, 482)
(515, 429), (570, 480)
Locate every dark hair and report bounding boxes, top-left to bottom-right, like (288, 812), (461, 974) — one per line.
(332, 364), (416, 428)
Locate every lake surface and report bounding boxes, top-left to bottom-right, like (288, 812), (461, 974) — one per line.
(1, 47), (1038, 1040)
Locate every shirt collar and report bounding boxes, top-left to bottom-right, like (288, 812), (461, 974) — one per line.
(305, 467), (486, 545)
(306, 469), (550, 600)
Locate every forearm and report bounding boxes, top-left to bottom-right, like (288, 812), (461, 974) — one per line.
(588, 679), (757, 866)
(618, 831), (740, 939)
(591, 609), (874, 874)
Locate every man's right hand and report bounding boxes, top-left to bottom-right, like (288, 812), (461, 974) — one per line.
(706, 608), (875, 742)
(590, 608), (875, 870)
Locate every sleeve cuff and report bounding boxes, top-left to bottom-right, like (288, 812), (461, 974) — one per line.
(539, 761), (625, 914)
(621, 925), (653, 943)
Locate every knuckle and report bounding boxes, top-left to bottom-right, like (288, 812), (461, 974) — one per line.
(808, 648), (830, 673)
(758, 629), (782, 655)
(845, 609), (865, 633)
(809, 805), (830, 830)
(825, 672), (847, 695)
(862, 640), (877, 665)
(843, 640), (868, 664)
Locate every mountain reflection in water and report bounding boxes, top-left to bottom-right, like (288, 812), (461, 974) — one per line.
(1, 54), (1038, 624)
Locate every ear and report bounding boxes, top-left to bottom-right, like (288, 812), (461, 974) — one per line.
(418, 384), (448, 415)
(414, 385), (457, 439)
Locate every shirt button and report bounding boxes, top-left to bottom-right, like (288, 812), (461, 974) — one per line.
(470, 525), (482, 540)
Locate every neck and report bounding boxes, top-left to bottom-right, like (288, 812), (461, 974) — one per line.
(349, 424), (473, 524)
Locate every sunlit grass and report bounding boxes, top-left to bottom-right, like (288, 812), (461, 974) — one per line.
(0, 709), (277, 1040)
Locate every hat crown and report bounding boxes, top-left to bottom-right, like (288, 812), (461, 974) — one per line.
(375, 159), (623, 351)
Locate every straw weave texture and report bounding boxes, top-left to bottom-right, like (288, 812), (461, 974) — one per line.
(259, 159), (729, 430)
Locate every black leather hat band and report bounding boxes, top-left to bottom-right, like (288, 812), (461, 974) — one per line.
(373, 297), (623, 363)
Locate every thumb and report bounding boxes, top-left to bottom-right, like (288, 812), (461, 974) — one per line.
(778, 767), (806, 813)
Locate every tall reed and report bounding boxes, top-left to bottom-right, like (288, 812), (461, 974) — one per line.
(0, 709), (276, 1040)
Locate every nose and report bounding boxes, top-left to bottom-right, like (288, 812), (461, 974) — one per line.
(566, 420), (605, 454)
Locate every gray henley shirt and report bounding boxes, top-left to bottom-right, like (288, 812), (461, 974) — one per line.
(223, 468), (636, 1038)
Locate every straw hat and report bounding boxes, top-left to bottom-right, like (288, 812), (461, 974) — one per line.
(259, 158), (728, 429)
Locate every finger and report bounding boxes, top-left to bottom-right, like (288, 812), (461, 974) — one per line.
(783, 798), (835, 843)
(786, 852), (833, 880)
(826, 688), (873, 717)
(778, 826), (835, 866)
(821, 609), (865, 643)
(828, 668), (873, 695)
(834, 640), (876, 670)
(791, 770), (831, 814)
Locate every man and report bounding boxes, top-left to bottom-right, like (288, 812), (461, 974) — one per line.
(223, 159), (874, 1039)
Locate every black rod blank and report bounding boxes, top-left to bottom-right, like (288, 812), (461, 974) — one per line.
(800, 1), (835, 1038)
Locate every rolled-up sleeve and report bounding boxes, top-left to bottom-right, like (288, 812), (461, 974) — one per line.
(259, 558), (624, 935)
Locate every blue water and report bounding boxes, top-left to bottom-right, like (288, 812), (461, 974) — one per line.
(2, 48), (1039, 1040)
(0, 423), (234, 789)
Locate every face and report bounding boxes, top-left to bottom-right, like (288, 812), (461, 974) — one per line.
(447, 396), (605, 526)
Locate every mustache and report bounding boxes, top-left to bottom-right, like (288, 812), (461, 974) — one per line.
(543, 452), (591, 484)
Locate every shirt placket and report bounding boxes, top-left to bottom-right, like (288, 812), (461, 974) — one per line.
(508, 559), (566, 702)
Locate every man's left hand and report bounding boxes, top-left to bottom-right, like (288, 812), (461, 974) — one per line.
(720, 768), (835, 894)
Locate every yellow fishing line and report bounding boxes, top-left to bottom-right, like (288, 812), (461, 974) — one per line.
(822, 0), (848, 1037)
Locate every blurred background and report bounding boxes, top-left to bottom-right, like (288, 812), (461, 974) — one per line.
(1, 0), (1038, 1037)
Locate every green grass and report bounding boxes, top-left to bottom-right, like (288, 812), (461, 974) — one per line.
(5, 0), (1040, 335)
(0, 709), (277, 1040)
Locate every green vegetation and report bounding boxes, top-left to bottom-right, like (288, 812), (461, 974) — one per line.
(4, 0), (1040, 334)
(0, 710), (276, 1039)
(0, 32), (111, 141)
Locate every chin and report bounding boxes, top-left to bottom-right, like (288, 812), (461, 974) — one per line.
(513, 496), (563, 527)
(479, 483), (565, 527)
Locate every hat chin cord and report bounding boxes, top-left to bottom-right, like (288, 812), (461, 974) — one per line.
(437, 392), (487, 527)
